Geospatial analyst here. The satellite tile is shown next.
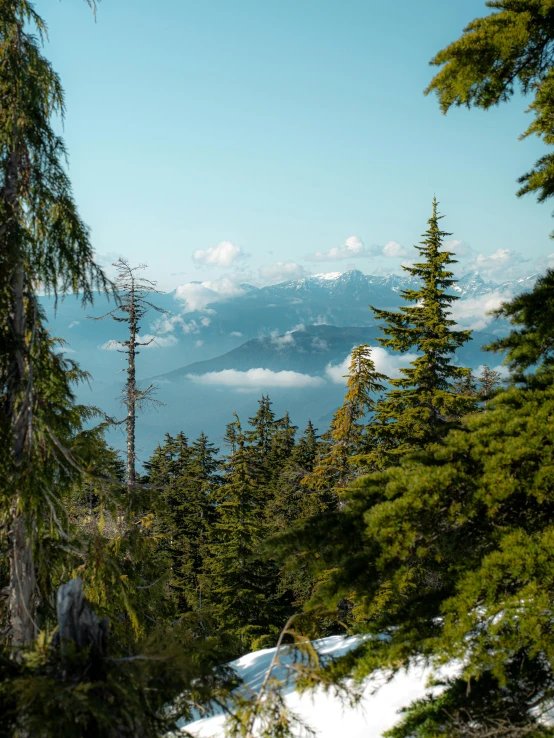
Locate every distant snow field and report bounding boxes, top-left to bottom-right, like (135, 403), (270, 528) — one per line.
(179, 636), (457, 738)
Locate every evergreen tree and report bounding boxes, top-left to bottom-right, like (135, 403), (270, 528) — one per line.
(0, 5), (234, 734)
(451, 369), (478, 398)
(369, 199), (476, 456)
(303, 344), (387, 498)
(278, 270), (554, 736)
(0, 0), (109, 652)
(245, 394), (277, 487)
(205, 416), (288, 652)
(266, 420), (326, 610)
(486, 268), (554, 385)
(477, 364), (503, 408)
(267, 411), (297, 481)
(292, 420), (320, 476)
(166, 432), (220, 615)
(426, 1), (554, 226)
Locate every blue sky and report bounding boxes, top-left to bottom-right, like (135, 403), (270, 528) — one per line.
(37, 0), (554, 291)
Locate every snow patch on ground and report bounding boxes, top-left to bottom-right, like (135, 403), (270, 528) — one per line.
(179, 636), (456, 737)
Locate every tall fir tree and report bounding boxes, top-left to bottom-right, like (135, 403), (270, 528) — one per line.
(0, 5), (235, 734)
(369, 199), (476, 457)
(0, 0), (109, 652)
(204, 416), (289, 652)
(277, 269), (554, 737)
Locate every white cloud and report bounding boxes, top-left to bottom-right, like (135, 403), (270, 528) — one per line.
(445, 239), (475, 258)
(195, 339), (204, 348)
(100, 333), (178, 350)
(175, 276), (245, 312)
(306, 236), (414, 262)
(473, 249), (527, 280)
(230, 331), (243, 337)
(452, 246), (529, 282)
(93, 250), (125, 268)
(181, 320), (201, 334)
(268, 323), (305, 349)
(187, 368), (325, 389)
(534, 252), (554, 273)
(258, 261), (309, 284)
(450, 290), (513, 331)
(192, 241), (246, 268)
(306, 236), (379, 262)
(68, 320), (80, 329)
(382, 240), (410, 258)
(325, 347), (418, 384)
(150, 313), (211, 336)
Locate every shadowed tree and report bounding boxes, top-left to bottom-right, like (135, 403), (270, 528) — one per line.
(0, 0), (108, 652)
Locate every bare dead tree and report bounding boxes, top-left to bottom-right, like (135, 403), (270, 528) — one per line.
(90, 259), (166, 490)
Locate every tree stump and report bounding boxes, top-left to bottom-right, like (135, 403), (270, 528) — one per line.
(55, 578), (109, 657)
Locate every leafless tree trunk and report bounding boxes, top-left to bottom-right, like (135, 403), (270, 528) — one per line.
(90, 258), (166, 491)
(126, 284), (138, 488)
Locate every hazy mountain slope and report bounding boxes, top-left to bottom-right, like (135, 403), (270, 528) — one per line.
(157, 325), (500, 380)
(38, 269), (525, 460)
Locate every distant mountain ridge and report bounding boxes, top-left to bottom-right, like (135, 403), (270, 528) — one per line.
(157, 324), (499, 381)
(167, 269), (534, 348)
(38, 268), (530, 460)
(223, 269), (535, 304)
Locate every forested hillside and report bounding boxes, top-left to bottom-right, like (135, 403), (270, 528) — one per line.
(2, 1), (554, 738)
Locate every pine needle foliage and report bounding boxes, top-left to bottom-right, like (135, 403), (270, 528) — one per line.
(0, 0), (110, 650)
(425, 0), (554, 227)
(276, 271), (554, 735)
(369, 199), (476, 455)
(302, 345), (386, 496)
(486, 268), (554, 384)
(204, 416), (288, 653)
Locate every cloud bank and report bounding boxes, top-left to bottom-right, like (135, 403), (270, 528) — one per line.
(306, 237), (414, 263)
(449, 290), (513, 331)
(306, 236), (377, 262)
(175, 276), (245, 312)
(187, 368), (325, 389)
(259, 261), (308, 284)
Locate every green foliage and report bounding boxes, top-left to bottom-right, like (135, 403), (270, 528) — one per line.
(144, 430), (221, 616)
(369, 199), (475, 457)
(0, 625), (237, 738)
(275, 271), (554, 735)
(487, 268), (554, 383)
(302, 345), (386, 496)
(426, 0), (554, 220)
(204, 414), (291, 653)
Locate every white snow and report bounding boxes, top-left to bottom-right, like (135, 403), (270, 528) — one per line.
(312, 272), (343, 281)
(178, 636), (457, 737)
